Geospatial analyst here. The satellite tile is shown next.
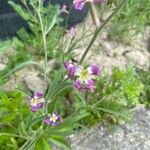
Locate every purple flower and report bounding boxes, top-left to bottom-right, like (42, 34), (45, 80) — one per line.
(64, 61), (71, 69)
(74, 79), (95, 92)
(64, 61), (100, 92)
(73, 0), (85, 10)
(30, 92), (44, 112)
(44, 112), (63, 126)
(74, 80), (83, 91)
(86, 79), (95, 92)
(64, 61), (78, 79)
(88, 64), (100, 75)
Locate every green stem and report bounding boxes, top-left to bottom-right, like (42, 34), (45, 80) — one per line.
(0, 133), (28, 139)
(45, 78), (68, 100)
(79, 0), (128, 65)
(19, 127), (42, 150)
(36, 0), (48, 117)
(36, 0), (47, 93)
(42, 33), (48, 93)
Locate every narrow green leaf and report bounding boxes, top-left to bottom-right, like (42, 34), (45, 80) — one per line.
(36, 137), (52, 150)
(0, 61), (41, 79)
(0, 133), (28, 139)
(0, 40), (12, 52)
(10, 138), (19, 149)
(8, 1), (31, 21)
(49, 135), (70, 150)
(57, 110), (90, 129)
(98, 107), (130, 120)
(27, 114), (47, 129)
(19, 129), (41, 150)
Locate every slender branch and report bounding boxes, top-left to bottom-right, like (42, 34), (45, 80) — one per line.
(79, 0), (128, 65)
(36, 1), (48, 115)
(19, 127), (42, 150)
(36, 1), (47, 94)
(0, 133), (29, 139)
(88, 2), (100, 27)
(42, 34), (48, 92)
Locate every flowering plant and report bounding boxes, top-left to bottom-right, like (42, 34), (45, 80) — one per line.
(44, 112), (63, 126)
(64, 61), (100, 92)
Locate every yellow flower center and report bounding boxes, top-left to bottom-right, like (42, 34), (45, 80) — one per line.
(79, 69), (90, 81)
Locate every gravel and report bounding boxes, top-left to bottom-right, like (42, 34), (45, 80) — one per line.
(71, 106), (150, 150)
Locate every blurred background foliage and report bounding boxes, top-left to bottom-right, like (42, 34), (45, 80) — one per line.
(99, 0), (150, 42)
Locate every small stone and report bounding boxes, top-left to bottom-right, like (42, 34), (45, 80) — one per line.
(47, 59), (60, 72)
(88, 55), (127, 73)
(101, 10), (113, 21)
(101, 41), (114, 57)
(124, 50), (149, 68)
(0, 63), (6, 70)
(24, 73), (47, 93)
(39, 59), (60, 73)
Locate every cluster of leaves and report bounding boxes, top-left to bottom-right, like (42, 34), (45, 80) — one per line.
(73, 66), (143, 126)
(0, 38), (32, 84)
(136, 69), (150, 107)
(0, 88), (90, 149)
(0, 0), (62, 84)
(99, 0), (150, 42)
(9, 0), (62, 58)
(0, 90), (30, 149)
(48, 65), (144, 128)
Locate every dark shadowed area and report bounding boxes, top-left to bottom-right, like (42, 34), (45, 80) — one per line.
(0, 0), (89, 40)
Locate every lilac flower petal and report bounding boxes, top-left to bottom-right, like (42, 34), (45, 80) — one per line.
(64, 61), (73, 70)
(32, 92), (44, 99)
(86, 79), (95, 92)
(68, 66), (78, 79)
(74, 80), (83, 91)
(30, 92), (44, 112)
(64, 61), (78, 79)
(54, 113), (63, 123)
(44, 118), (51, 125)
(31, 107), (38, 112)
(36, 92), (44, 98)
(31, 103), (44, 112)
(90, 65), (100, 76)
(51, 122), (58, 126)
(73, 0), (85, 10)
